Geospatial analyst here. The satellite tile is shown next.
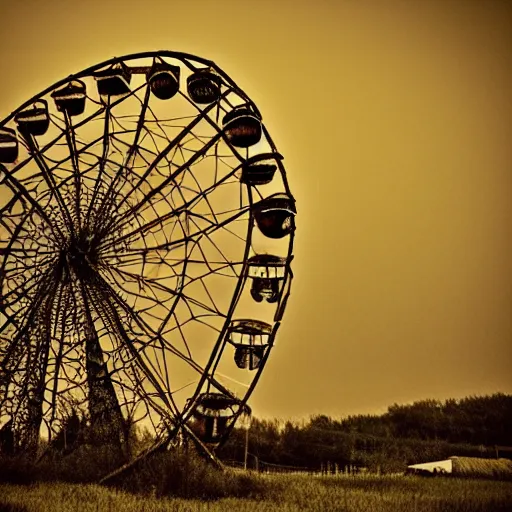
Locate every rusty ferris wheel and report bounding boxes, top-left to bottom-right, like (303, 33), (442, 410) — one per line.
(0, 51), (295, 466)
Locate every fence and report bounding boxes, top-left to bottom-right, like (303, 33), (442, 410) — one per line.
(223, 454), (367, 476)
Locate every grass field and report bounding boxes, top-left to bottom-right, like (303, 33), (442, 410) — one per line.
(1, 473), (512, 512)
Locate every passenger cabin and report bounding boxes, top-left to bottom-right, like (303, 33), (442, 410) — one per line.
(187, 68), (221, 104)
(51, 80), (87, 116)
(241, 153), (282, 186)
(0, 128), (19, 163)
(222, 106), (262, 148)
(94, 62), (132, 97)
(253, 193), (296, 239)
(147, 60), (180, 100)
(189, 393), (242, 445)
(14, 100), (50, 137)
(247, 254), (287, 303)
(226, 319), (272, 370)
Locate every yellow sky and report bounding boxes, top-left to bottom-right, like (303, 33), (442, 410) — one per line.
(0, 0), (510, 420)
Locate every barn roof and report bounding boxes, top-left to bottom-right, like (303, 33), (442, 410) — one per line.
(450, 456), (512, 479)
(407, 456), (512, 480)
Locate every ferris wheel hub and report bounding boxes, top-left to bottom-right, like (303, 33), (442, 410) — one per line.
(64, 230), (99, 275)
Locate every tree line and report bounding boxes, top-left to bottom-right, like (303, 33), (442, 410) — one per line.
(217, 393), (512, 473)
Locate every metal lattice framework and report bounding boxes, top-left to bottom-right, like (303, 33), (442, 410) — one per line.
(0, 51), (295, 463)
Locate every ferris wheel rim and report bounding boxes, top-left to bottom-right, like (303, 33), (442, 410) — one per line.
(0, 51), (261, 127)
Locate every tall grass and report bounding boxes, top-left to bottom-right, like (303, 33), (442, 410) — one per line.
(1, 475), (511, 512)
(1, 449), (511, 511)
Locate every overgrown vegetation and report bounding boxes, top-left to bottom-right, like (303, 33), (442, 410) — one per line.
(0, 445), (126, 485)
(0, 447), (278, 501)
(109, 449), (278, 500)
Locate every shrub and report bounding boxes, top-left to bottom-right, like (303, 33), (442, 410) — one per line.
(111, 448), (280, 500)
(0, 456), (38, 486)
(0, 504), (29, 512)
(0, 444), (126, 485)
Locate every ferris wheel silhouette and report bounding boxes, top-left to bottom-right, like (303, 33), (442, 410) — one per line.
(0, 51), (296, 470)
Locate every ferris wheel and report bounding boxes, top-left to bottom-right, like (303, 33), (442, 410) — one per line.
(0, 51), (295, 463)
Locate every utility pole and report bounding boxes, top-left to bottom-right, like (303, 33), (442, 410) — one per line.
(244, 421), (250, 470)
(243, 412), (251, 470)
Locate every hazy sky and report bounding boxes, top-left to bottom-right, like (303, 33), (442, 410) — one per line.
(0, 0), (510, 421)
